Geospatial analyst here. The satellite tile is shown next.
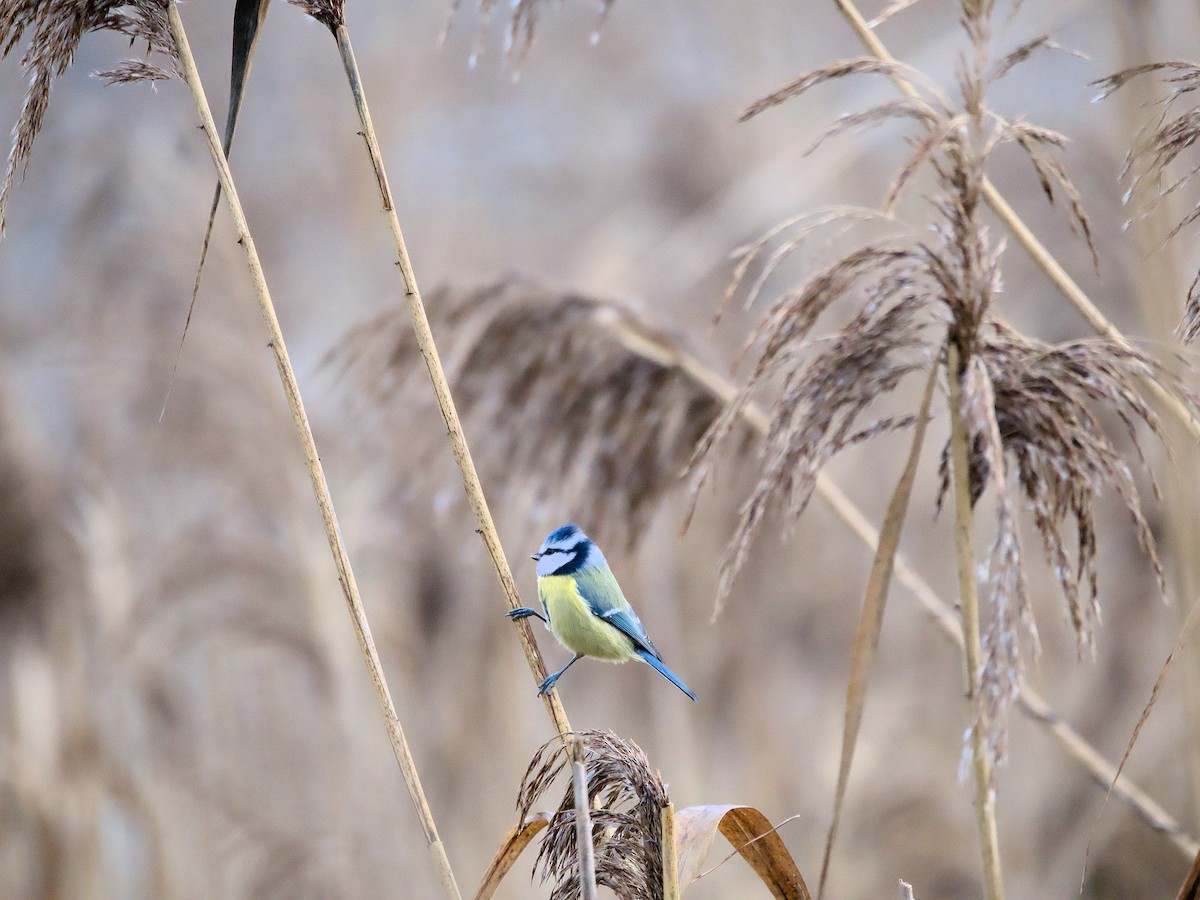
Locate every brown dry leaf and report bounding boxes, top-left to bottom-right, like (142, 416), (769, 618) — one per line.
(473, 814), (550, 900)
(676, 805), (811, 899)
(816, 361), (938, 899)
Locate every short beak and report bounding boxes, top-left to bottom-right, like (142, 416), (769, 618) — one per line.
(531, 552), (542, 561)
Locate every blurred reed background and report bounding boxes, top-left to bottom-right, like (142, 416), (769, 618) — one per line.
(2, 1), (1200, 897)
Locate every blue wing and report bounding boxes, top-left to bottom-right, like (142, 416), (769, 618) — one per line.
(574, 566), (662, 660)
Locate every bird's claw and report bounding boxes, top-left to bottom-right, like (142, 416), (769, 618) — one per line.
(508, 607), (546, 623)
(536, 674), (559, 696)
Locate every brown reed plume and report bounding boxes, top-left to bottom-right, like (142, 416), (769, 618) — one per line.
(335, 278), (725, 551)
(682, 3), (1194, 897)
(517, 730), (667, 900)
(1093, 62), (1200, 344)
(0, 0), (175, 233)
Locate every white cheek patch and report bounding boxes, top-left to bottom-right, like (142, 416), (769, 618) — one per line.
(536, 550), (570, 577)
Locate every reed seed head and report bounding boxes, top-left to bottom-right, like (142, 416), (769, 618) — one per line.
(518, 731), (666, 900)
(0, 0), (175, 233)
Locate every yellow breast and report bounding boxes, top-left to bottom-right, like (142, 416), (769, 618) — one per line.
(538, 575), (637, 662)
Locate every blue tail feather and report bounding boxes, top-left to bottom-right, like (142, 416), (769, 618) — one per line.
(635, 649), (697, 701)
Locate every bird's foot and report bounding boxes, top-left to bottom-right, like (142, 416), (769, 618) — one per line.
(536, 674), (560, 696)
(507, 607), (547, 623)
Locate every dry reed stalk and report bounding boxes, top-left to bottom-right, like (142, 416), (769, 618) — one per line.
(948, 341), (1003, 900)
(661, 801), (680, 900)
(1108, 4), (1200, 818)
(571, 738), (599, 900)
(164, 6), (461, 898)
(301, 4), (574, 744)
(829, 0), (1200, 443)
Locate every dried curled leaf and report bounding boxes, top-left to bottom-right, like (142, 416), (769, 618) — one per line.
(474, 814), (551, 900)
(517, 731), (667, 900)
(331, 278), (732, 550)
(676, 805), (811, 898)
(0, 0), (176, 233)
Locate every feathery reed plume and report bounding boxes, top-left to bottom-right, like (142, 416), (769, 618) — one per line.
(832, 0), (1200, 444)
(0, 0), (175, 233)
(518, 731), (667, 900)
(689, 245), (929, 614)
(701, 0), (1170, 770)
(1093, 62), (1200, 343)
(333, 278), (728, 551)
(698, 4), (1193, 896)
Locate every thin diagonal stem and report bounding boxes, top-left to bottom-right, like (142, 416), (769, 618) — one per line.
(166, 6), (460, 898)
(328, 23), (573, 743)
(830, 0), (1200, 441)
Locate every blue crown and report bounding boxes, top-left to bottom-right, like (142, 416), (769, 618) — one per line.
(546, 523), (583, 544)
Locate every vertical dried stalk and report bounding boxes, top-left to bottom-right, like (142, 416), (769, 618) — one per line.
(1111, 3), (1200, 820)
(165, 6), (461, 899)
(947, 343), (1004, 900)
(662, 801), (680, 900)
(329, 23), (572, 741)
(829, 0), (1200, 441)
(571, 738), (598, 900)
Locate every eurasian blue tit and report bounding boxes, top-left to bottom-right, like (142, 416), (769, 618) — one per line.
(507, 524), (697, 701)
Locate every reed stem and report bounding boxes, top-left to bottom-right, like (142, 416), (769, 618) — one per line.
(166, 6), (460, 898)
(946, 343), (1004, 900)
(571, 737), (598, 900)
(329, 22), (573, 743)
(662, 801), (681, 900)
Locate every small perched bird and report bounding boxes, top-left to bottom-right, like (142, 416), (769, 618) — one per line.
(508, 524), (697, 701)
